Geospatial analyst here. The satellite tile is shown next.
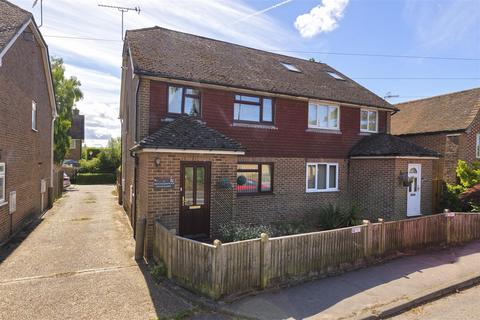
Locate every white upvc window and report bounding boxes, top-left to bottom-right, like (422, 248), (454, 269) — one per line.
(306, 162), (339, 192)
(360, 109), (378, 133)
(32, 100), (37, 131)
(70, 139), (77, 149)
(476, 134), (480, 158)
(0, 163), (5, 203)
(308, 102), (340, 130)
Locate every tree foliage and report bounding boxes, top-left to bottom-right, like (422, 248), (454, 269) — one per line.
(79, 138), (121, 174)
(52, 57), (83, 164)
(442, 160), (480, 211)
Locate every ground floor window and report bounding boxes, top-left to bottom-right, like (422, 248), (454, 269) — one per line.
(236, 163), (273, 194)
(306, 162), (338, 192)
(0, 163), (5, 202)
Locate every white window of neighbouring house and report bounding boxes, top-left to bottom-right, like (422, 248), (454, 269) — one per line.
(70, 139), (76, 149)
(236, 163), (273, 194)
(360, 109), (378, 133)
(32, 100), (37, 131)
(308, 103), (339, 130)
(306, 163), (338, 192)
(234, 95), (273, 124)
(167, 86), (201, 116)
(476, 134), (480, 158)
(0, 163), (5, 202)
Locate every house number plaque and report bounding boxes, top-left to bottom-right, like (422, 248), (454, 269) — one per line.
(153, 178), (175, 190)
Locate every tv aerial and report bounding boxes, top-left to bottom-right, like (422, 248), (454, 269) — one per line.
(98, 4), (141, 40)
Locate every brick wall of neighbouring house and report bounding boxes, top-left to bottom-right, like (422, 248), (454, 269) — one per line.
(349, 158), (434, 221)
(0, 26), (53, 244)
(461, 112), (480, 164)
(233, 157), (349, 227)
(65, 139), (82, 161)
(137, 152), (237, 258)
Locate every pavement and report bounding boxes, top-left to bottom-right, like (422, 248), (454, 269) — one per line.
(391, 284), (480, 319)
(0, 185), (193, 320)
(223, 240), (480, 320)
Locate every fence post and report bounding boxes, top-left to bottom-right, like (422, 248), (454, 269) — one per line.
(378, 218), (386, 255)
(212, 239), (224, 299)
(260, 233), (271, 289)
(445, 211), (453, 245)
(166, 229), (172, 279)
(363, 220), (371, 259)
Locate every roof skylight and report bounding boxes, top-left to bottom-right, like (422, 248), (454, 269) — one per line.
(326, 71), (345, 80)
(281, 62), (301, 73)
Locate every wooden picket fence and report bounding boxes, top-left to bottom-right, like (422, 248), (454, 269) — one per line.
(153, 213), (480, 299)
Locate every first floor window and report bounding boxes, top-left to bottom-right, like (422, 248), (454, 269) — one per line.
(476, 134), (480, 158)
(360, 109), (378, 133)
(32, 100), (37, 131)
(306, 163), (338, 192)
(236, 163), (273, 194)
(70, 139), (77, 149)
(0, 163), (5, 202)
(168, 86), (201, 116)
(234, 95), (273, 124)
(308, 103), (339, 130)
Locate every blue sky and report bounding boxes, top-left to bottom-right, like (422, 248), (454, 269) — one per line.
(12, 0), (480, 146)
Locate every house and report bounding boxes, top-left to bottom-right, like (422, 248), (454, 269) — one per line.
(391, 88), (480, 184)
(0, 0), (57, 243)
(65, 108), (85, 162)
(120, 27), (439, 257)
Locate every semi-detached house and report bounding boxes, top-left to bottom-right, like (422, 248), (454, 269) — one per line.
(119, 27), (439, 258)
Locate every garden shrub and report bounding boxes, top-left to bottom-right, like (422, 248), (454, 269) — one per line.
(315, 203), (361, 230)
(440, 160), (480, 212)
(218, 223), (274, 242)
(272, 220), (315, 236)
(76, 173), (115, 185)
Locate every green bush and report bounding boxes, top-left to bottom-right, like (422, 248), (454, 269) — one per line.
(315, 204), (361, 230)
(218, 223), (274, 243)
(76, 173), (115, 185)
(272, 220), (315, 236)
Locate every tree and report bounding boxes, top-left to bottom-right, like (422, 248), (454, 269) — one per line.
(52, 57), (83, 164)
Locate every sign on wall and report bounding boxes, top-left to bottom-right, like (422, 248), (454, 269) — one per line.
(9, 191), (16, 214)
(154, 178), (175, 190)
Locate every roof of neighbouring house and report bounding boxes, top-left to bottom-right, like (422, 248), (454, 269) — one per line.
(391, 88), (480, 136)
(132, 115), (245, 152)
(349, 134), (440, 158)
(68, 109), (85, 140)
(125, 26), (393, 110)
(0, 0), (31, 54)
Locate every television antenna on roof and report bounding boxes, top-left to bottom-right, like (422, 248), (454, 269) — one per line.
(98, 4), (141, 40)
(384, 92), (400, 99)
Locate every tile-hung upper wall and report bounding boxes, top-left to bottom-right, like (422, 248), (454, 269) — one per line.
(0, 27), (53, 243)
(147, 80), (389, 159)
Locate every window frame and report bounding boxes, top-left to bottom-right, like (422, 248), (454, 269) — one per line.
(305, 162), (339, 193)
(308, 102), (340, 130)
(70, 139), (77, 150)
(32, 100), (37, 131)
(236, 162), (274, 196)
(360, 108), (379, 133)
(0, 163), (5, 203)
(476, 134), (480, 159)
(233, 94), (274, 125)
(166, 85), (201, 116)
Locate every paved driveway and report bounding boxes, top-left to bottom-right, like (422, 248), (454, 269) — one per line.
(0, 185), (191, 320)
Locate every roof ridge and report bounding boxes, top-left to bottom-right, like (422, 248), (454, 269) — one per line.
(396, 87), (480, 107)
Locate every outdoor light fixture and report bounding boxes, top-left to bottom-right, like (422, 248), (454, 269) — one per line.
(154, 157), (161, 167)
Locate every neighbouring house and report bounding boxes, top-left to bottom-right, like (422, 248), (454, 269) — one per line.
(119, 27), (439, 257)
(391, 88), (480, 184)
(65, 108), (85, 162)
(0, 0), (57, 244)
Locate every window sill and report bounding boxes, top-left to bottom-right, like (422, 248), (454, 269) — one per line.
(359, 131), (377, 135)
(232, 122), (277, 130)
(0, 201), (8, 208)
(306, 189), (339, 193)
(306, 128), (341, 134)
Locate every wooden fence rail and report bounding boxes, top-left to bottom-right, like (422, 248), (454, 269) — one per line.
(153, 213), (480, 299)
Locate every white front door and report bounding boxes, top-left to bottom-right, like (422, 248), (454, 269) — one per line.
(407, 164), (421, 217)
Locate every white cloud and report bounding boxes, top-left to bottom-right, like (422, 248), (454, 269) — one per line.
(294, 0), (349, 38)
(12, 0), (308, 146)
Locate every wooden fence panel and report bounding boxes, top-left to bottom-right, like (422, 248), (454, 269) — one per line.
(451, 213), (480, 243)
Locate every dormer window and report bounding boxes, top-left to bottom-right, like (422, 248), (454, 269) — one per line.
(326, 71), (345, 80)
(280, 62), (301, 73)
(167, 86), (200, 116)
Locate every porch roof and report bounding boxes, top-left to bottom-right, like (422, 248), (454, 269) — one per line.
(349, 134), (440, 158)
(131, 115), (245, 153)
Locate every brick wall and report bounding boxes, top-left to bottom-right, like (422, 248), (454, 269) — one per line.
(350, 158), (434, 221)
(0, 26), (53, 243)
(461, 112), (480, 164)
(65, 139), (82, 161)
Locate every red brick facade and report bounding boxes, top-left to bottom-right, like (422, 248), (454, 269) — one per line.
(0, 25), (54, 244)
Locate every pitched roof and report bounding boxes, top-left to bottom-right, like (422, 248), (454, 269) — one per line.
(349, 134), (440, 158)
(132, 115), (245, 152)
(68, 110), (85, 140)
(0, 0), (31, 54)
(125, 27), (393, 110)
(391, 88), (480, 136)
